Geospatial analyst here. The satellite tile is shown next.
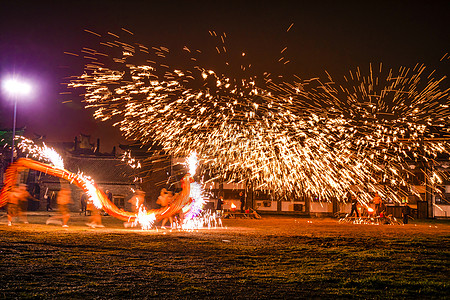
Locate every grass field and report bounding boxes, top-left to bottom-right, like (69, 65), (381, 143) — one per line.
(0, 213), (449, 299)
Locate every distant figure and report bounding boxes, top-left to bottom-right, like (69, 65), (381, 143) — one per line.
(80, 193), (88, 216)
(105, 189), (113, 202)
(30, 183), (40, 211)
(402, 201), (411, 224)
(46, 187), (72, 227)
(239, 191), (245, 213)
(350, 194), (359, 218)
(216, 196), (224, 216)
(373, 193), (382, 215)
(45, 188), (53, 211)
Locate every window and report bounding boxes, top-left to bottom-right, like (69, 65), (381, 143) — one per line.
(113, 196), (125, 208)
(435, 186), (450, 205)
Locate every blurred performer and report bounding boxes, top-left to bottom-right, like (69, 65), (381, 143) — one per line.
(157, 188), (173, 229)
(129, 189), (145, 213)
(86, 196), (104, 228)
(124, 189), (145, 228)
(8, 184), (36, 225)
(17, 184), (35, 224)
(46, 187), (72, 227)
(7, 185), (20, 226)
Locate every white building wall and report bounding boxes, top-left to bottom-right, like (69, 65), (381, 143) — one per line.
(281, 201), (305, 212)
(255, 200), (277, 211)
(310, 202), (333, 213)
(223, 182), (245, 190)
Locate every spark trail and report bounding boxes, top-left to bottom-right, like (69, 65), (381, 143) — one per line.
(68, 29), (450, 204)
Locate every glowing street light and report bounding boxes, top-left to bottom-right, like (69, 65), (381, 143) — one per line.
(2, 78), (32, 163)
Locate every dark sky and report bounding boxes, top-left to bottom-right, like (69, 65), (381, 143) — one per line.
(1, 0), (449, 152)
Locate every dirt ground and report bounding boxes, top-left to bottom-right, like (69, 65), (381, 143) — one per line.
(0, 212), (449, 299)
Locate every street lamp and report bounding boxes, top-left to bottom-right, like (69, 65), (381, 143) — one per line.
(2, 78), (32, 163)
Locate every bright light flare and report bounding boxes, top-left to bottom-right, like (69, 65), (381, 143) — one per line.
(2, 78), (32, 97)
(186, 151), (198, 176)
(133, 208), (156, 230)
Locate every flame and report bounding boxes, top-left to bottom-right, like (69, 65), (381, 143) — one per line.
(367, 207), (374, 213)
(231, 203), (236, 209)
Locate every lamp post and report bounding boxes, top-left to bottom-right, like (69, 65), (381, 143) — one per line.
(2, 78), (32, 163)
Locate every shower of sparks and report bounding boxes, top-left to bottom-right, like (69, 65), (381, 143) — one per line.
(68, 29), (450, 205)
(132, 207), (156, 230)
(18, 137), (65, 169)
(180, 210), (223, 231)
(186, 151), (198, 176)
(184, 181), (206, 218)
(80, 173), (103, 209)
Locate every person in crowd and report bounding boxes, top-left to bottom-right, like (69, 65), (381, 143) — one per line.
(157, 188), (174, 229)
(350, 194), (359, 218)
(216, 195), (224, 216)
(373, 192), (382, 215)
(105, 189), (113, 202)
(45, 188), (53, 211)
(239, 191), (246, 213)
(402, 200), (411, 224)
(80, 192), (88, 216)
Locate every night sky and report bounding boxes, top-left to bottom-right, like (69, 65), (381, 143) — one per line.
(1, 1), (449, 152)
